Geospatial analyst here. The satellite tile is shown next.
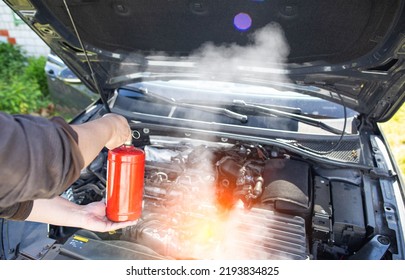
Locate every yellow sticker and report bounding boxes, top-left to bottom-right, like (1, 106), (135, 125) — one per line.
(73, 235), (89, 243)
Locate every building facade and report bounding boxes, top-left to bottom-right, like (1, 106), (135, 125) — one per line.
(0, 1), (50, 57)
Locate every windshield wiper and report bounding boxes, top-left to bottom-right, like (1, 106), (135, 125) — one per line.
(231, 100), (346, 135)
(157, 95), (345, 135)
(122, 86), (249, 123)
(122, 86), (346, 135)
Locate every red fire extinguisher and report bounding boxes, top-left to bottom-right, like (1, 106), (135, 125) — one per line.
(106, 142), (145, 222)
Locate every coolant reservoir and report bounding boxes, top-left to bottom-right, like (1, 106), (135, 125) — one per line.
(106, 144), (145, 222)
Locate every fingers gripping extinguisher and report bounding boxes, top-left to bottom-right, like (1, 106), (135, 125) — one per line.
(106, 141), (145, 222)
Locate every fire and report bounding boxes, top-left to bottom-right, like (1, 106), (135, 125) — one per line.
(166, 201), (247, 259)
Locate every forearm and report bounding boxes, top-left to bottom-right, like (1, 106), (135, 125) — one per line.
(70, 119), (113, 168)
(26, 196), (138, 232)
(26, 196), (84, 228)
(71, 114), (132, 167)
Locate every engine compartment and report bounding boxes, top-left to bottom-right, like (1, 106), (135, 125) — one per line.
(49, 133), (396, 260)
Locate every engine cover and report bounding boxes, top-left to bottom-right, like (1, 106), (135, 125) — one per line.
(121, 205), (308, 260)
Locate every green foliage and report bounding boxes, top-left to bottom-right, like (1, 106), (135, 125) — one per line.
(0, 76), (47, 114)
(25, 56), (49, 97)
(0, 42), (26, 79)
(0, 42), (50, 114)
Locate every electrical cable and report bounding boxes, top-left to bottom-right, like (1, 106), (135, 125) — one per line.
(295, 90), (348, 155)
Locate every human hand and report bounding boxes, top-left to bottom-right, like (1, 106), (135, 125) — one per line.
(102, 113), (132, 149)
(77, 200), (138, 232)
(27, 197), (138, 232)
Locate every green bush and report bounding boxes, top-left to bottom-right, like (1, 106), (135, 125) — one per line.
(0, 42), (50, 114)
(0, 42), (26, 79)
(0, 76), (46, 114)
(25, 56), (49, 98)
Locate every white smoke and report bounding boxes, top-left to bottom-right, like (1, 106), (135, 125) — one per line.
(190, 22), (290, 84)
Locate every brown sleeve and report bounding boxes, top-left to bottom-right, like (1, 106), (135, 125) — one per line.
(0, 113), (84, 220)
(0, 201), (33, 220)
(49, 116), (85, 187)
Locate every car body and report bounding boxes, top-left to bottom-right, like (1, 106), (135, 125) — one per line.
(45, 51), (98, 119)
(1, 0), (404, 260)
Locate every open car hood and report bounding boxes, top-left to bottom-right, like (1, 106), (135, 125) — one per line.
(4, 0), (405, 121)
